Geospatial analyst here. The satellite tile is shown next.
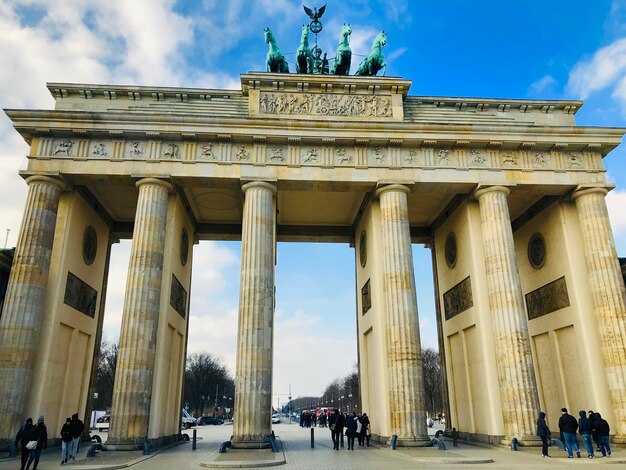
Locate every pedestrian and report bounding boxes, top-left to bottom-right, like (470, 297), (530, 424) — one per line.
(578, 410), (594, 458)
(595, 412), (611, 458)
(69, 412), (84, 460)
(558, 407), (581, 458)
(60, 417), (72, 464)
(589, 410), (600, 451)
(335, 411), (346, 449)
(536, 411), (551, 458)
(356, 413), (364, 446)
(345, 412), (357, 450)
(25, 416), (47, 470)
(15, 417), (36, 470)
(361, 413), (371, 447)
(328, 408), (339, 450)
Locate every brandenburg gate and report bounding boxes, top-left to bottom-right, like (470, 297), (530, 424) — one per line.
(1, 71), (626, 449)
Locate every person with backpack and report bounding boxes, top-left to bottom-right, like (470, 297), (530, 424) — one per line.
(595, 412), (611, 458)
(536, 411), (551, 458)
(15, 418), (36, 470)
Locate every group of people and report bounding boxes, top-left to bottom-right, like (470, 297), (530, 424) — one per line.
(15, 412), (84, 469)
(536, 407), (612, 459)
(327, 409), (371, 450)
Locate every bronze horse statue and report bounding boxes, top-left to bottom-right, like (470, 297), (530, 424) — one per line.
(264, 27), (289, 73)
(355, 31), (387, 76)
(331, 23), (352, 75)
(296, 24), (311, 74)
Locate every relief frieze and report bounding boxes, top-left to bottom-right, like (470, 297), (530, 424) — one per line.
(525, 276), (570, 320)
(443, 276), (473, 320)
(259, 91), (393, 118)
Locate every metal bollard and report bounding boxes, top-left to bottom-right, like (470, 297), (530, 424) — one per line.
(452, 427), (458, 447)
(511, 437), (518, 451)
(390, 434), (398, 450)
(142, 442), (151, 455)
(311, 428), (314, 448)
(219, 441), (232, 453)
(192, 429), (197, 450)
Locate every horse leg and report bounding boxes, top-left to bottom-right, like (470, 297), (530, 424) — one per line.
(381, 61), (387, 77)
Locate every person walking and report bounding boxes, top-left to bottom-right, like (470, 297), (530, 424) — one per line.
(15, 418), (36, 470)
(25, 416), (47, 470)
(588, 410), (600, 451)
(536, 411), (551, 458)
(578, 410), (594, 458)
(361, 413), (371, 447)
(60, 417), (72, 464)
(69, 413), (84, 460)
(328, 408), (340, 450)
(595, 412), (611, 458)
(345, 412), (357, 450)
(558, 407), (580, 458)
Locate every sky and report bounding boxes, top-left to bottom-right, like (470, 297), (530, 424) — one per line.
(2, 0), (626, 406)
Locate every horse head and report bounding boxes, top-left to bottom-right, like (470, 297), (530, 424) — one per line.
(300, 24), (309, 43)
(373, 30), (387, 49)
(340, 23), (352, 42)
(264, 27), (275, 45)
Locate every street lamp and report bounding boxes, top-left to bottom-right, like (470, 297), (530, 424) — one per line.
(348, 393), (353, 411)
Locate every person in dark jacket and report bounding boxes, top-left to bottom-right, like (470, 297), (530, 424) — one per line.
(595, 412), (611, 458)
(15, 418), (35, 470)
(578, 410), (594, 458)
(558, 407), (580, 458)
(60, 417), (72, 464)
(536, 411), (551, 458)
(25, 416), (47, 470)
(360, 413), (371, 447)
(588, 410), (600, 451)
(345, 412), (357, 450)
(69, 413), (84, 460)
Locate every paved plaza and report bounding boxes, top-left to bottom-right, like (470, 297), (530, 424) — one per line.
(1, 422), (624, 469)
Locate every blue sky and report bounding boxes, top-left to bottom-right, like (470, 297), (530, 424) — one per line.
(1, 1), (626, 403)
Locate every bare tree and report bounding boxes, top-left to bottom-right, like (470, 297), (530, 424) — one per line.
(422, 347), (443, 415)
(94, 339), (118, 410)
(184, 352), (235, 417)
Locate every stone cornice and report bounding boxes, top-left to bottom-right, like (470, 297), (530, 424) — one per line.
(5, 108), (624, 155)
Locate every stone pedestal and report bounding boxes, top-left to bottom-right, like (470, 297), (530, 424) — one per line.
(0, 175), (65, 445)
(231, 182), (277, 449)
(376, 184), (431, 446)
(474, 185), (540, 446)
(107, 178), (172, 449)
(573, 187), (626, 443)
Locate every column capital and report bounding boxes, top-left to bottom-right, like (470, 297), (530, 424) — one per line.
(474, 184), (510, 200)
(571, 185), (612, 201)
(24, 174), (67, 191)
(375, 183), (410, 197)
(241, 181), (277, 195)
(135, 177), (173, 193)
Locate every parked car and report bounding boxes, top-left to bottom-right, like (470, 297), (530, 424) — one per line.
(198, 416), (224, 426)
(96, 415), (110, 432)
(181, 408), (197, 429)
(271, 414), (281, 424)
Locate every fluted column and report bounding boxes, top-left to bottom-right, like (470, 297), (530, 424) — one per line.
(0, 175), (65, 445)
(107, 178), (172, 449)
(232, 181), (276, 449)
(475, 185), (540, 445)
(376, 184), (431, 446)
(573, 187), (626, 442)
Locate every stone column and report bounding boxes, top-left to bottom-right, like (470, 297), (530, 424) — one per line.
(107, 178), (172, 449)
(375, 184), (431, 447)
(572, 187), (626, 442)
(0, 175), (65, 446)
(232, 181), (276, 449)
(474, 185), (540, 445)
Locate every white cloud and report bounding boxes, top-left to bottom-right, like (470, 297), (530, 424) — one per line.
(529, 74), (558, 96)
(567, 37), (626, 115)
(607, 189), (626, 252)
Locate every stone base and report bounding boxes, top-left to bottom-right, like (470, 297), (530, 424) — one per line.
(612, 434), (626, 444)
(502, 435), (542, 447)
(104, 433), (181, 451)
(230, 437), (272, 449)
(385, 436), (433, 447)
(201, 448), (285, 468)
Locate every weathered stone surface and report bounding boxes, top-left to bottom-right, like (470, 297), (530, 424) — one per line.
(107, 178), (172, 448)
(573, 187), (626, 442)
(0, 175), (65, 444)
(475, 185), (540, 445)
(376, 184), (430, 446)
(232, 182), (277, 449)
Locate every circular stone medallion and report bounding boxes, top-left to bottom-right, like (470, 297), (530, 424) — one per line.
(359, 230), (367, 268)
(181, 228), (189, 266)
(83, 226), (97, 265)
(445, 232), (457, 268)
(528, 232), (546, 269)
